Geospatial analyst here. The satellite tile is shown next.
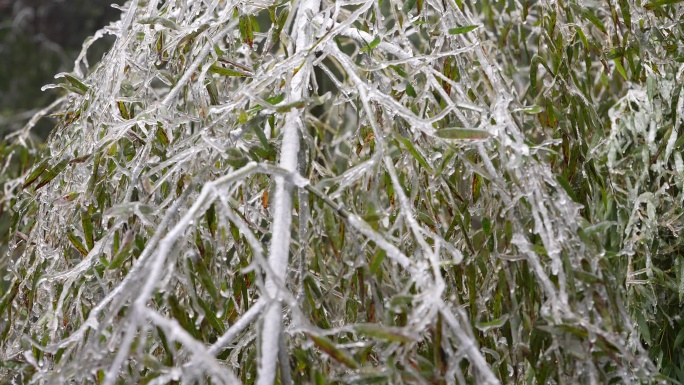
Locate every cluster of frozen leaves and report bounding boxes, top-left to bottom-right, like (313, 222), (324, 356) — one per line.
(1, 0), (682, 383)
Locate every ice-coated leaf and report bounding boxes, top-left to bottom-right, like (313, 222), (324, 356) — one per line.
(306, 333), (359, 369)
(209, 64), (252, 77)
(104, 202), (155, 217)
(35, 158), (70, 190)
(394, 136), (433, 173)
(436, 128), (491, 140)
(644, 0), (684, 10)
(55, 73), (90, 94)
(67, 229), (88, 256)
(139, 16), (179, 30)
(475, 316), (508, 332)
(22, 159), (49, 189)
(2, 0), (676, 382)
(448, 25), (478, 35)
(354, 323), (418, 343)
(360, 36), (381, 52)
(239, 15), (253, 49)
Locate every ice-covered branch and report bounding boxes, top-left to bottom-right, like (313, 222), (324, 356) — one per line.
(257, 0), (321, 382)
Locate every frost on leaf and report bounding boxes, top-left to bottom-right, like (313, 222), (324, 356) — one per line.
(2, 0), (681, 383)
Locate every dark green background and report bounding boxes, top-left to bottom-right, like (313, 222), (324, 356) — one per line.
(0, 0), (125, 138)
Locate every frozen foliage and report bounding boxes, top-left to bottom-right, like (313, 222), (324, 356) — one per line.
(1, 0), (683, 383)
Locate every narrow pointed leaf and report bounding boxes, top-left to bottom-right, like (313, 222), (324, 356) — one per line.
(22, 159), (50, 189)
(448, 25), (478, 35)
(67, 230), (88, 256)
(436, 128), (491, 140)
(35, 159), (70, 190)
(306, 333), (359, 369)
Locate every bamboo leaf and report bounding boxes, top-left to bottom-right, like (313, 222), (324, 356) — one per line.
(369, 249), (386, 274)
(306, 333), (359, 369)
(139, 16), (179, 30)
(22, 159), (49, 189)
(56, 73), (89, 94)
(614, 59), (628, 81)
(209, 64), (252, 77)
(644, 0), (684, 9)
(436, 128), (491, 140)
(81, 208), (94, 250)
(360, 36), (381, 53)
(403, 0), (417, 13)
(405, 83), (417, 97)
(569, 3), (606, 33)
(35, 159), (70, 190)
(239, 15), (254, 48)
(395, 136), (433, 174)
(354, 324), (418, 343)
(555, 175), (579, 203)
(475, 316), (508, 332)
(448, 25), (478, 35)
(67, 229), (88, 256)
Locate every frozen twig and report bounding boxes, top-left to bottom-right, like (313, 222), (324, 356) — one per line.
(257, 0), (321, 383)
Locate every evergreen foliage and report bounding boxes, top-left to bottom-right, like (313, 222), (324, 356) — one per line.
(1, 0), (683, 383)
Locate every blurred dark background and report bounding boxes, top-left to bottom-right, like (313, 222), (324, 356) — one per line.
(0, 0), (126, 138)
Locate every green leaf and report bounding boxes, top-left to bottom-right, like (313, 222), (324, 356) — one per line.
(109, 231), (134, 270)
(644, 0), (684, 9)
(81, 209), (94, 250)
(472, 174), (482, 204)
(583, 221), (615, 236)
(555, 175), (579, 203)
(618, 0), (631, 28)
(482, 217), (491, 237)
(360, 36), (381, 52)
(448, 25), (478, 35)
(515, 105), (542, 114)
(265, 94), (285, 105)
(604, 47), (625, 60)
(395, 136), (433, 174)
(354, 324), (417, 343)
(0, 280), (20, 316)
(436, 128), (491, 140)
(674, 325), (684, 350)
(239, 15), (254, 48)
(405, 83), (417, 97)
(614, 59), (628, 81)
(306, 333), (359, 369)
(67, 229), (88, 256)
(35, 159), (70, 190)
(209, 64), (252, 77)
(206, 82), (220, 105)
(155, 125), (170, 147)
(139, 16), (179, 30)
(196, 297), (224, 333)
(251, 124), (270, 151)
(104, 203), (155, 218)
(635, 311), (651, 345)
(369, 249), (386, 274)
(403, 0), (417, 13)
(22, 159), (49, 189)
(117, 101), (130, 120)
(178, 23), (210, 46)
(389, 65), (407, 78)
(194, 259), (220, 303)
(275, 100), (306, 112)
(205, 203), (217, 237)
(569, 3), (606, 33)
(475, 316), (508, 332)
(671, 83), (682, 124)
(57, 73), (89, 95)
